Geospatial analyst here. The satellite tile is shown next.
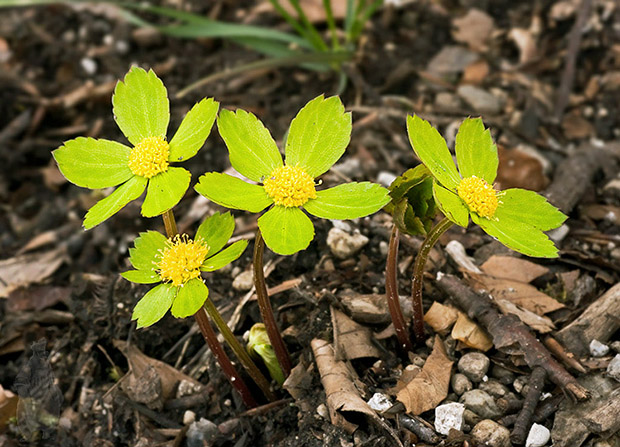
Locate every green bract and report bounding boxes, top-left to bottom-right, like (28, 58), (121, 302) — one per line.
(407, 115), (567, 258)
(53, 67), (219, 229)
(122, 212), (247, 328)
(247, 323), (285, 385)
(195, 95), (391, 255)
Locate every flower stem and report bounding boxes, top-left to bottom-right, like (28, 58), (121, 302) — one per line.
(385, 226), (414, 353)
(202, 298), (276, 402)
(253, 230), (292, 378)
(411, 217), (453, 343)
(161, 209), (258, 408)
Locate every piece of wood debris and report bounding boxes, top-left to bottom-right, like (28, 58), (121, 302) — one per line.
(331, 307), (381, 361)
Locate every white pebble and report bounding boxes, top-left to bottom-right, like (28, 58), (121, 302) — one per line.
(607, 354), (620, 382)
(434, 402), (465, 435)
(183, 410), (196, 425)
(525, 423), (550, 447)
(377, 171), (397, 188)
(232, 270), (254, 291)
(367, 393), (392, 413)
(326, 227), (368, 259)
(590, 339), (610, 357)
(80, 57), (97, 75)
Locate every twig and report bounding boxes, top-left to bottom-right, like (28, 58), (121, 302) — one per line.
(511, 366), (546, 445)
(543, 336), (587, 374)
(436, 274), (589, 401)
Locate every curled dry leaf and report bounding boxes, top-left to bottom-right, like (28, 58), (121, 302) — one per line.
(311, 339), (403, 447)
(0, 247), (67, 298)
(451, 311), (493, 351)
(424, 301), (459, 335)
(331, 308), (381, 361)
(452, 9), (495, 52)
(396, 336), (453, 415)
(495, 299), (556, 333)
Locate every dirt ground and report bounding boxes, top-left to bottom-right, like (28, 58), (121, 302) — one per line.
(0, 1), (619, 446)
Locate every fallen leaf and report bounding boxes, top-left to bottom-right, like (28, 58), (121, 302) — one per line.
(0, 247), (67, 298)
(397, 336), (453, 415)
(463, 59), (490, 85)
(496, 146), (549, 191)
(114, 340), (202, 410)
(508, 28), (538, 65)
(0, 385), (18, 432)
(562, 110), (594, 139)
(7, 286), (71, 312)
(331, 308), (381, 361)
(452, 9), (495, 52)
(451, 312), (493, 351)
(580, 204), (620, 225)
(339, 290), (412, 324)
(480, 256), (549, 283)
(424, 301), (459, 335)
(495, 299), (556, 333)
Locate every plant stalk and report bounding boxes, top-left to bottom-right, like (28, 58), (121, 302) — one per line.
(385, 226), (414, 353)
(161, 209), (258, 408)
(411, 217), (453, 343)
(202, 298), (276, 402)
(253, 230), (292, 377)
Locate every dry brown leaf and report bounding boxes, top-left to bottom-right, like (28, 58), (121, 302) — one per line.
(452, 9), (495, 52)
(339, 290), (412, 324)
(470, 274), (564, 315)
(496, 146), (549, 191)
(508, 28), (538, 65)
(463, 59), (490, 85)
(480, 255), (549, 283)
(396, 336), (453, 415)
(331, 308), (381, 361)
(0, 385), (18, 431)
(261, 0), (347, 23)
(114, 340), (202, 410)
(451, 312), (493, 351)
(7, 286), (71, 312)
(311, 339), (403, 446)
(581, 204), (620, 225)
(424, 301), (459, 335)
(495, 299), (556, 333)
(0, 247), (67, 298)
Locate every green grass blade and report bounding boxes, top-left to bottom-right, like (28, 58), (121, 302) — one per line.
(322, 0), (340, 50)
(286, 0), (329, 51)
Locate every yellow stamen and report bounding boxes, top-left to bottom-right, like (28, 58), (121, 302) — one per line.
(457, 175), (499, 218)
(263, 165), (317, 207)
(128, 136), (170, 178)
(156, 234), (209, 286)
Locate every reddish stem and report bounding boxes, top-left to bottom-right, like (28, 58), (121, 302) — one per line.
(385, 226), (414, 353)
(253, 230), (292, 377)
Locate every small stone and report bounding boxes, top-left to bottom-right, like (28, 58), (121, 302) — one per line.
(187, 418), (218, 447)
(463, 408), (481, 427)
(427, 45), (479, 76)
(548, 224), (570, 243)
(80, 57), (97, 75)
(435, 92), (462, 110)
(607, 354), (620, 382)
(458, 352), (490, 383)
(525, 423), (551, 447)
(434, 402), (465, 435)
(379, 241), (389, 257)
(479, 380), (510, 399)
(460, 390), (501, 419)
(367, 393), (392, 412)
(611, 341), (620, 353)
(589, 339), (610, 357)
(331, 158), (361, 178)
(316, 403), (329, 419)
(457, 85), (503, 114)
(513, 375), (528, 394)
(471, 420), (511, 447)
(326, 227), (369, 259)
(451, 373), (473, 396)
(232, 270), (254, 291)
(491, 364), (515, 385)
(183, 410), (196, 425)
(377, 171), (397, 188)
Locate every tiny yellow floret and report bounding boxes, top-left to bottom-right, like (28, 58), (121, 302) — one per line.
(156, 234), (209, 286)
(128, 136), (170, 178)
(263, 165), (317, 207)
(457, 176), (499, 218)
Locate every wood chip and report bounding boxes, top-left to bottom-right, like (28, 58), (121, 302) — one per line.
(424, 301), (459, 335)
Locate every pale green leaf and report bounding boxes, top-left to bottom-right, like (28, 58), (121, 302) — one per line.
(304, 182), (390, 219)
(195, 172), (273, 213)
(53, 137), (133, 189)
(217, 108), (283, 182)
(258, 206), (314, 255)
(132, 283), (176, 328)
(112, 67), (170, 145)
(472, 214), (559, 258)
(83, 175), (147, 229)
(141, 167), (191, 217)
(129, 230), (167, 271)
(121, 270), (160, 284)
(498, 189), (567, 231)
(170, 278), (209, 318)
(196, 212), (235, 256)
(248, 324), (285, 385)
(168, 98), (219, 162)
(285, 95), (352, 178)
(455, 117), (498, 183)
(406, 115), (461, 190)
(433, 182), (469, 227)
(201, 240), (248, 272)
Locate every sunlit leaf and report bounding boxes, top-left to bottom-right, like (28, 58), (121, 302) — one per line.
(120, 269), (160, 284)
(112, 67), (170, 145)
(170, 278), (208, 318)
(285, 95), (352, 178)
(53, 137), (132, 189)
(304, 182), (390, 219)
(195, 172), (273, 213)
(497, 189), (567, 231)
(83, 175), (147, 229)
(196, 212), (235, 256)
(433, 182), (469, 227)
(129, 230), (167, 271)
(455, 117), (498, 183)
(258, 206), (314, 255)
(168, 97), (219, 162)
(141, 167), (191, 217)
(132, 283), (176, 328)
(201, 240), (248, 272)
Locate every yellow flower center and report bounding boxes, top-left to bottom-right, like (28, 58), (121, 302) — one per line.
(263, 165), (317, 207)
(457, 176), (499, 218)
(156, 234), (209, 286)
(128, 136), (170, 178)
